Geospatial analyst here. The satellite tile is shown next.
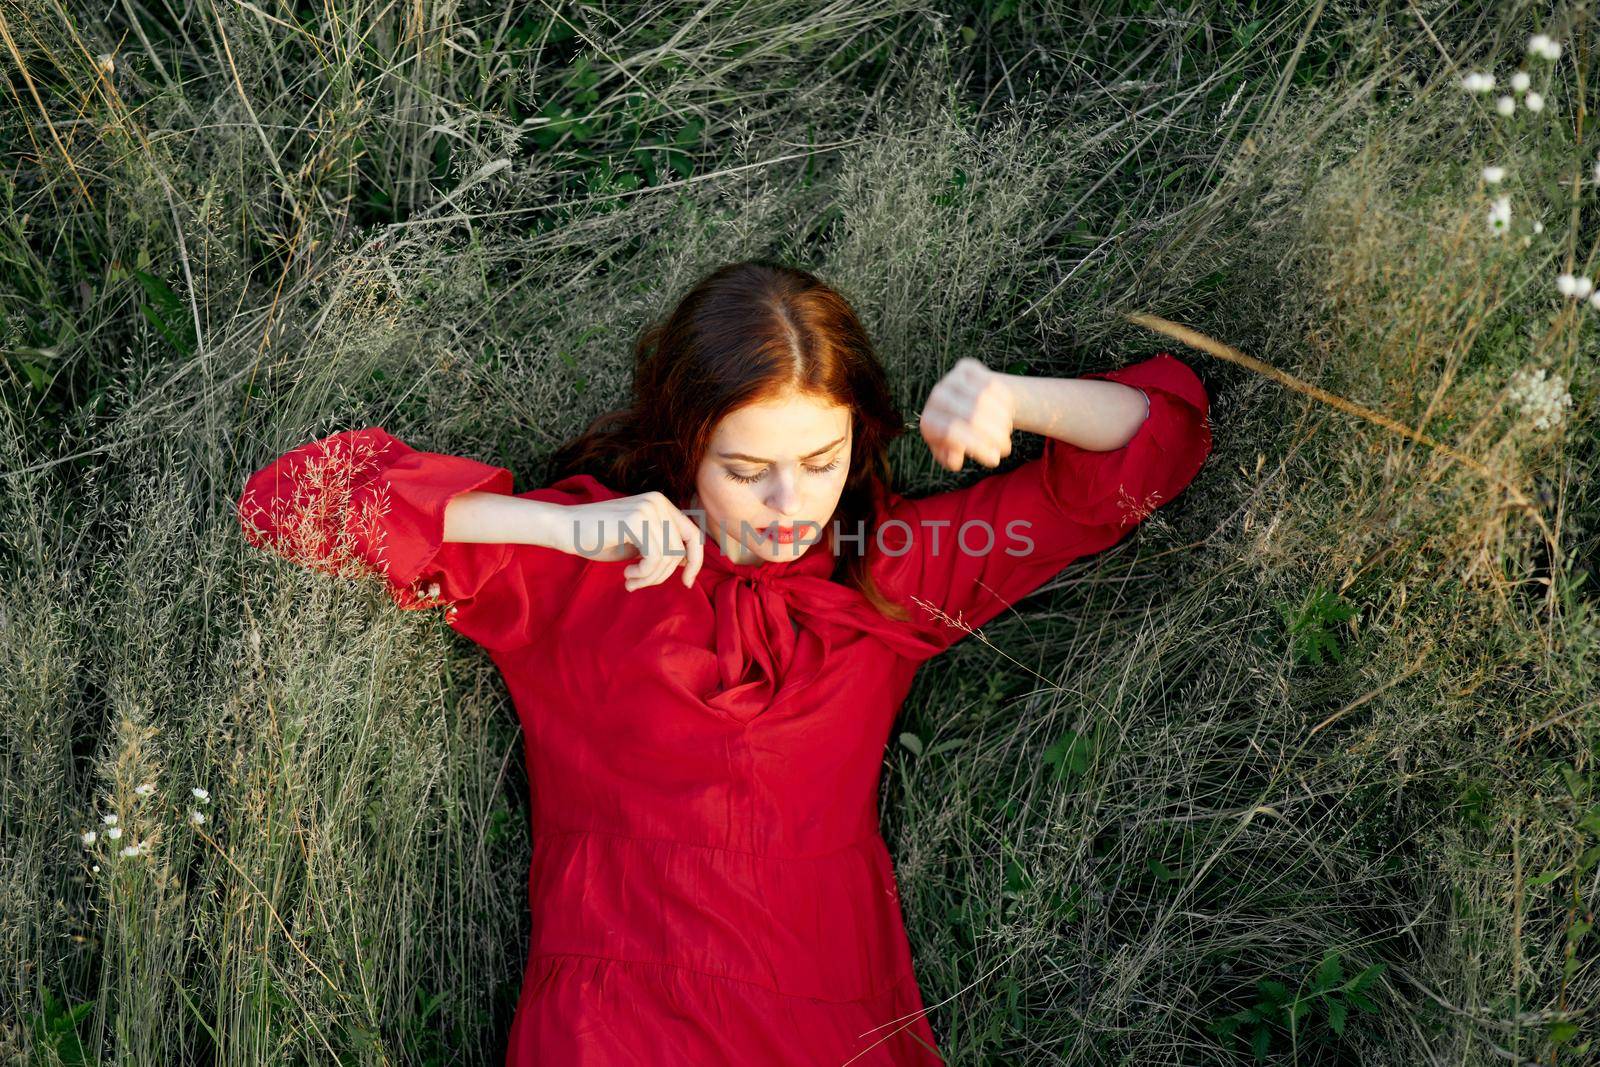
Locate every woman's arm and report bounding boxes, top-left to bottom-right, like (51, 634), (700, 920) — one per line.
(447, 488), (707, 589)
(1002, 373), (1151, 452)
(915, 356), (1150, 471)
(442, 492), (575, 550)
(871, 352), (1211, 659)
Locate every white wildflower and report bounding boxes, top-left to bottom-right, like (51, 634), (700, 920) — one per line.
(100, 813), (118, 826)
(1496, 95), (1516, 116)
(425, 581), (441, 599)
(118, 843), (142, 859)
(1590, 290), (1600, 312)
(1525, 91), (1545, 112)
(1539, 38), (1562, 62)
(134, 782), (155, 798)
(91, 864), (100, 873)
(1528, 34), (1560, 62)
(1488, 194), (1512, 234)
(191, 786), (210, 803)
(1509, 366), (1574, 431)
(1593, 160), (1600, 185)
(1574, 276), (1593, 299)
(1533, 220), (1544, 234)
(188, 810), (206, 827)
(105, 826), (122, 841)
(1461, 71), (1495, 93)
(1511, 70), (1531, 92)
(1482, 165), (1507, 184)
(95, 53), (114, 75)
(80, 830), (96, 846)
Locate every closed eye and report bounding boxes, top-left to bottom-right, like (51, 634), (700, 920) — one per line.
(726, 458), (841, 485)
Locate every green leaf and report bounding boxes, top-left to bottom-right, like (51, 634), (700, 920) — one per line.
(898, 732), (923, 757)
(1348, 961), (1385, 993)
(1313, 952), (1344, 991)
(1043, 728), (1095, 782)
(1252, 1024), (1271, 1061)
(1257, 979), (1290, 1004)
(1003, 858), (1031, 894)
(1549, 1021), (1580, 1044)
(1147, 858), (1178, 881)
(1327, 997), (1348, 1035)
(134, 269), (195, 356)
(1233, 18), (1265, 49)
(1527, 869), (1566, 887)
(673, 118), (704, 147)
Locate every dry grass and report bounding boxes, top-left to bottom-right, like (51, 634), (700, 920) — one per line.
(2, 1), (1596, 1064)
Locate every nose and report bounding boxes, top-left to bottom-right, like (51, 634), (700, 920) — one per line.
(766, 471), (803, 517)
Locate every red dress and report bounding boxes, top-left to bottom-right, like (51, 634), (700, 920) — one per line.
(236, 352), (1212, 1066)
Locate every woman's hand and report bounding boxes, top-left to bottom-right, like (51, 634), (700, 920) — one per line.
(560, 492), (706, 591)
(918, 357), (1017, 472)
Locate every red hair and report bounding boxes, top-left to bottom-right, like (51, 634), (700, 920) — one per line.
(545, 259), (911, 620)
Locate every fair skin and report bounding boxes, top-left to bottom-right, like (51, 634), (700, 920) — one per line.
(441, 358), (1150, 591)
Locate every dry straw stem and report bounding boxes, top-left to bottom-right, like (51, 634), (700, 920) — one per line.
(1122, 310), (1559, 561)
(188, 816), (342, 997)
(0, 9), (95, 205)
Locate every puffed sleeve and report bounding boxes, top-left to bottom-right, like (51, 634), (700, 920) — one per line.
(869, 352), (1212, 660)
(236, 426), (595, 652)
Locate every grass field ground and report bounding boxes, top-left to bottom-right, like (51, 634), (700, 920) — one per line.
(3, 2), (1597, 1063)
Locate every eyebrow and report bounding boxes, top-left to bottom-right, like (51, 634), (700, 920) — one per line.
(716, 434), (848, 465)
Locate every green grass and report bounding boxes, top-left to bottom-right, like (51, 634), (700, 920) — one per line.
(3, 1), (1597, 1063)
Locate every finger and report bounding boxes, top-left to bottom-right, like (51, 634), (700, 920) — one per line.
(920, 406), (980, 471)
(621, 536), (653, 586)
(964, 417), (1008, 466)
(943, 420), (1002, 467)
(649, 515), (690, 587)
(649, 529), (684, 587)
(663, 504), (705, 586)
(635, 535), (675, 589)
(624, 521), (672, 590)
(968, 422), (1010, 467)
(927, 427), (966, 471)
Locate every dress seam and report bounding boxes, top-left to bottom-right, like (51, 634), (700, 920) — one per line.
(527, 949), (912, 1005)
(532, 824), (880, 862)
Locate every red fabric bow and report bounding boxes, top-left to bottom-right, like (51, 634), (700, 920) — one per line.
(695, 532), (946, 721)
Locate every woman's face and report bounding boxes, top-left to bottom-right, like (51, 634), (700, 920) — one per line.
(690, 389), (853, 566)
